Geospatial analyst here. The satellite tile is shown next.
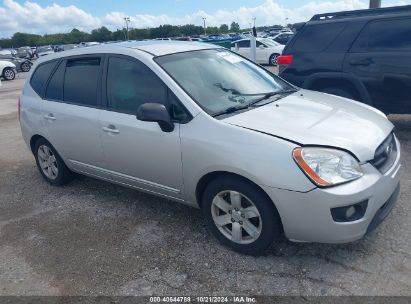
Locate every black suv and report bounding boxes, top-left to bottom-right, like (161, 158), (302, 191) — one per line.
(279, 5), (411, 114)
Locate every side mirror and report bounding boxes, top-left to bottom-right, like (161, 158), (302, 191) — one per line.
(258, 44), (265, 49)
(137, 103), (175, 133)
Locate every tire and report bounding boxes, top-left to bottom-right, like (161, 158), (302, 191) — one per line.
(21, 62), (31, 72)
(320, 87), (357, 100)
(269, 53), (280, 66)
(34, 138), (73, 186)
(2, 68), (15, 80)
(201, 176), (282, 255)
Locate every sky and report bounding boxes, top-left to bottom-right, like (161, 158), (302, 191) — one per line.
(0, 0), (409, 38)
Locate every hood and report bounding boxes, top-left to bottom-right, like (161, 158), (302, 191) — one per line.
(222, 89), (394, 162)
(0, 60), (16, 68)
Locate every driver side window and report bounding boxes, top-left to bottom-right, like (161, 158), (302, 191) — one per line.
(106, 56), (168, 114)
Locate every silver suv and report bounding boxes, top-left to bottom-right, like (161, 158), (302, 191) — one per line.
(20, 41), (401, 255)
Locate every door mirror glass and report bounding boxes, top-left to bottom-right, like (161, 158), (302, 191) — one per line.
(259, 44), (265, 49)
(137, 103), (175, 132)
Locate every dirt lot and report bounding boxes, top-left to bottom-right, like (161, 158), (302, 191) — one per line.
(0, 73), (410, 296)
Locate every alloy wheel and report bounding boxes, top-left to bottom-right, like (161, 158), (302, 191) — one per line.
(37, 145), (59, 179)
(211, 190), (262, 244)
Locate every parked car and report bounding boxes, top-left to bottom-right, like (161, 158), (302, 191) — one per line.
(36, 45), (54, 57)
(279, 5), (411, 114)
(20, 41), (401, 255)
(0, 50), (32, 72)
(17, 46), (34, 59)
(271, 32), (294, 45)
(0, 60), (17, 80)
(231, 38), (284, 65)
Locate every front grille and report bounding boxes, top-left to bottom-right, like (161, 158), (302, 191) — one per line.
(370, 133), (397, 174)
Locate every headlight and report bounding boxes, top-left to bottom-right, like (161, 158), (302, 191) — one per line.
(293, 147), (363, 187)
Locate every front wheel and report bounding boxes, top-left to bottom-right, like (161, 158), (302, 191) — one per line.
(202, 176), (282, 255)
(21, 62), (31, 72)
(269, 53), (280, 66)
(2, 68), (16, 80)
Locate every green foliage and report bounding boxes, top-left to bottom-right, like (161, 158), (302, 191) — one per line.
(219, 24), (229, 33)
(230, 22), (240, 32)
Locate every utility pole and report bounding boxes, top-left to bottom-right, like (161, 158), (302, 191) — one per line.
(124, 17), (130, 40)
(369, 0), (381, 8)
(202, 17), (207, 35)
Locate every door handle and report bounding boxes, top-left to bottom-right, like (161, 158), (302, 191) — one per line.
(350, 58), (373, 66)
(44, 114), (56, 121)
(102, 125), (120, 134)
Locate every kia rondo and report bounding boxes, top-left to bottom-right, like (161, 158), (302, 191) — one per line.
(20, 41), (401, 255)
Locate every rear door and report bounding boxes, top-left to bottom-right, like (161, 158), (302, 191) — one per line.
(345, 17), (411, 113)
(42, 55), (106, 173)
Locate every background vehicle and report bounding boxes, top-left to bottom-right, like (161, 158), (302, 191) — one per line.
(0, 60), (17, 80)
(271, 32), (294, 45)
(231, 38), (284, 65)
(16, 46), (34, 59)
(279, 5), (411, 114)
(0, 50), (32, 72)
(36, 45), (54, 57)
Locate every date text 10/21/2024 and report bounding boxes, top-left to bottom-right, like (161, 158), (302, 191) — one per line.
(149, 296), (257, 303)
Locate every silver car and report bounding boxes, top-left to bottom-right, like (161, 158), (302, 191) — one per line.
(20, 41), (401, 255)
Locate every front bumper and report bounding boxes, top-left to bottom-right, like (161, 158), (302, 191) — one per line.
(262, 137), (402, 243)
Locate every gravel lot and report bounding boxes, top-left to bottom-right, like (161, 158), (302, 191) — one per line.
(0, 72), (410, 297)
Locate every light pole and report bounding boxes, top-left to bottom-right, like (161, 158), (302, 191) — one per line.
(202, 17), (207, 35)
(369, 0), (381, 8)
(124, 17), (130, 40)
(252, 17), (256, 28)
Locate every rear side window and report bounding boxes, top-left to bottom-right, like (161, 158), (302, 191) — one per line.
(45, 60), (65, 100)
(106, 56), (167, 114)
(353, 18), (411, 51)
(292, 22), (347, 52)
(64, 57), (101, 107)
(238, 40), (251, 48)
(30, 61), (57, 97)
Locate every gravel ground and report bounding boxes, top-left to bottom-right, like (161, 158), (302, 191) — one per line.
(0, 73), (410, 297)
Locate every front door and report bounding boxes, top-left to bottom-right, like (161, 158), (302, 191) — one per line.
(99, 55), (184, 199)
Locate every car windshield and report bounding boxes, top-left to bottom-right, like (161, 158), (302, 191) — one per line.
(155, 49), (294, 116)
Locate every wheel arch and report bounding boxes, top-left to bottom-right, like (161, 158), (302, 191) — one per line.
(302, 72), (372, 105)
(195, 171), (283, 230)
(30, 134), (48, 154)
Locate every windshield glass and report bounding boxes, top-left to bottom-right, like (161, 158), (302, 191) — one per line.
(155, 49), (294, 115)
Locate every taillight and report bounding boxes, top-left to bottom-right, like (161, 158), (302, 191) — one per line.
(277, 55), (293, 65)
(18, 97), (21, 122)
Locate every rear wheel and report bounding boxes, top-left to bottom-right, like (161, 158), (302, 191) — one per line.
(202, 176), (282, 255)
(269, 53), (280, 66)
(3, 68), (15, 80)
(34, 138), (73, 186)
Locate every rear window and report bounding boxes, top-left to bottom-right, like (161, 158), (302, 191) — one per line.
(45, 60), (65, 101)
(30, 61), (58, 97)
(292, 22), (347, 52)
(352, 17), (411, 51)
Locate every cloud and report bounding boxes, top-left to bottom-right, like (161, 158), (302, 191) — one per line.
(0, 0), (408, 38)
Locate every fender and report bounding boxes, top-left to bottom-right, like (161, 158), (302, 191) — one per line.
(302, 72), (372, 105)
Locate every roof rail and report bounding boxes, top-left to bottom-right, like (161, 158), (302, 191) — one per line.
(310, 5), (411, 21)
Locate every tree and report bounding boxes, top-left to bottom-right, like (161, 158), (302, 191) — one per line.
(230, 22), (240, 33)
(90, 26), (112, 42)
(219, 24), (229, 33)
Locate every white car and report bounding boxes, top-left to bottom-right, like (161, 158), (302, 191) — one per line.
(0, 60), (17, 80)
(231, 38), (284, 66)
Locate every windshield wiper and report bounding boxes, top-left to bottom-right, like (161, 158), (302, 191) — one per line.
(248, 89), (297, 107)
(212, 105), (250, 117)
